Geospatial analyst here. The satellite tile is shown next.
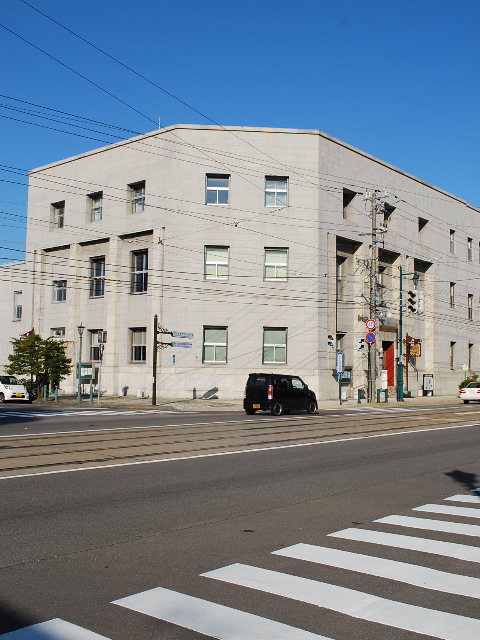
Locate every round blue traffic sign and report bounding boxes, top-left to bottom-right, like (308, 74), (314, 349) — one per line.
(365, 332), (376, 344)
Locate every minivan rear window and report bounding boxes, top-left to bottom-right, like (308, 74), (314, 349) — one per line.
(248, 375), (268, 389)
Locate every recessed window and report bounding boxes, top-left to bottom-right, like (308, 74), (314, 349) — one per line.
(89, 192), (103, 222)
(206, 175), (229, 205)
(89, 329), (100, 361)
(131, 328), (146, 362)
(205, 246), (229, 280)
(130, 181), (145, 213)
(265, 177), (288, 207)
(263, 328), (287, 364)
(131, 250), (148, 294)
(265, 248), (288, 281)
(90, 257), (105, 298)
(469, 343), (474, 370)
(336, 258), (345, 301)
(51, 327), (65, 340)
(53, 280), (67, 303)
(203, 327), (227, 363)
(450, 229), (455, 254)
(468, 294), (473, 320)
(450, 282), (455, 308)
(13, 291), (22, 320)
(450, 341), (456, 370)
(52, 201), (65, 229)
(468, 237), (473, 261)
(343, 189), (356, 219)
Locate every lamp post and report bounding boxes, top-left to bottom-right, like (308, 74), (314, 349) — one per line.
(397, 268), (419, 402)
(77, 323), (84, 404)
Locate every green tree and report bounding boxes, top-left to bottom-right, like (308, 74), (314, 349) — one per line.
(5, 333), (72, 398)
(43, 337), (72, 388)
(459, 374), (478, 391)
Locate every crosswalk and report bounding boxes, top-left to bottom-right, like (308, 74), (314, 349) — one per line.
(0, 408), (181, 420)
(2, 489), (480, 639)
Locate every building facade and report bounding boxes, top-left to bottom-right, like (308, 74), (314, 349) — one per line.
(1, 125), (478, 400)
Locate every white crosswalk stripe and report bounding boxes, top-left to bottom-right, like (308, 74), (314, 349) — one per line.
(202, 563), (480, 640)
(445, 493), (480, 503)
(114, 587), (329, 639)
(377, 514), (480, 536)
(414, 503), (480, 518)
(0, 409), (181, 419)
(0, 618), (110, 639)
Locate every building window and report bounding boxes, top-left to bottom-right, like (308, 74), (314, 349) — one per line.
(264, 248), (288, 281)
(450, 282), (455, 308)
(90, 257), (105, 298)
(450, 229), (455, 254)
(468, 238), (473, 261)
(51, 327), (65, 340)
(130, 181), (145, 213)
(13, 291), (22, 320)
(336, 258), (345, 301)
(89, 192), (103, 222)
(343, 189), (356, 219)
(263, 328), (287, 364)
(52, 201), (65, 229)
(89, 330), (100, 362)
(204, 246), (229, 280)
(131, 328), (146, 362)
(53, 280), (67, 303)
(265, 177), (288, 207)
(131, 250), (148, 294)
(468, 294), (473, 320)
(206, 175), (229, 205)
(203, 327), (227, 363)
(418, 217), (428, 243)
(450, 341), (455, 370)
(469, 343), (474, 370)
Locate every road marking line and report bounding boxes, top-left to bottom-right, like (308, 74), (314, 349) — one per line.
(1, 422), (479, 481)
(376, 515), (480, 537)
(329, 528), (480, 562)
(203, 563), (480, 640)
(445, 494), (480, 503)
(274, 543), (480, 598)
(114, 586), (327, 639)
(0, 618), (110, 639)
(414, 504), (480, 518)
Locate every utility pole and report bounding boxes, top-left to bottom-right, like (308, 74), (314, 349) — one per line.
(367, 191), (377, 403)
(152, 314), (158, 406)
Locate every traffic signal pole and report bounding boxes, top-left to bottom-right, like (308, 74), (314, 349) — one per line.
(397, 266), (404, 401)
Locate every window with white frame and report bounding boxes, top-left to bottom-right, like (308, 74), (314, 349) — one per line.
(52, 201), (65, 229)
(265, 177), (288, 207)
(264, 248), (287, 280)
(13, 291), (22, 320)
(90, 257), (105, 297)
(131, 250), (148, 293)
(131, 328), (146, 362)
(204, 246), (229, 279)
(450, 229), (455, 254)
(130, 181), (145, 213)
(450, 282), (455, 308)
(263, 328), (287, 364)
(206, 175), (229, 205)
(53, 280), (67, 303)
(203, 327), (227, 363)
(468, 237), (473, 261)
(51, 327), (65, 340)
(89, 192), (103, 222)
(468, 294), (473, 320)
(89, 330), (100, 361)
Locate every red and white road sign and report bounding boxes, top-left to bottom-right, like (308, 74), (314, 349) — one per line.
(366, 319), (376, 331)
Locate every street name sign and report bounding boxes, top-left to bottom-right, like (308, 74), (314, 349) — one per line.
(172, 331), (194, 339)
(172, 341), (193, 348)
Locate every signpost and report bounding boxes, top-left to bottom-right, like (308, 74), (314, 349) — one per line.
(366, 319), (376, 331)
(366, 332), (376, 345)
(337, 351), (344, 405)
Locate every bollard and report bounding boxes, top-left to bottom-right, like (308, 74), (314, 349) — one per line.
(357, 391), (361, 404)
(55, 386), (58, 403)
(89, 384), (93, 404)
(43, 385), (47, 401)
(193, 387), (196, 400)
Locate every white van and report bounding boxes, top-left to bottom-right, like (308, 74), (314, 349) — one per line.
(0, 375), (30, 403)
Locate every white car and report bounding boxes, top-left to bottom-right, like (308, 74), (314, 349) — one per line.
(0, 375), (30, 403)
(460, 381), (480, 403)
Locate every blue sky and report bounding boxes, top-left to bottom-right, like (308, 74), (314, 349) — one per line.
(1, 0), (479, 262)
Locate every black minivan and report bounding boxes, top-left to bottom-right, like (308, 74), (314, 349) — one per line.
(244, 373), (317, 416)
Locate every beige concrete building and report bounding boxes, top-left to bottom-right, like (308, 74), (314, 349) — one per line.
(1, 125), (478, 400)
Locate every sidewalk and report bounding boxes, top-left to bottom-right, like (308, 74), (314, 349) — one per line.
(32, 393), (462, 413)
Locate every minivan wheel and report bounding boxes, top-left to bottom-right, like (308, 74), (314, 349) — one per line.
(271, 401), (283, 416)
(307, 400), (317, 414)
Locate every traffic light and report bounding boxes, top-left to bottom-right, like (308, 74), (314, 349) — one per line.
(407, 290), (417, 313)
(357, 337), (365, 351)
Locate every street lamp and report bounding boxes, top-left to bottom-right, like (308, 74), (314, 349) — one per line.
(397, 268), (419, 402)
(77, 323), (84, 404)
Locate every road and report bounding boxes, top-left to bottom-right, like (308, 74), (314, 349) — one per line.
(1, 403), (480, 639)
